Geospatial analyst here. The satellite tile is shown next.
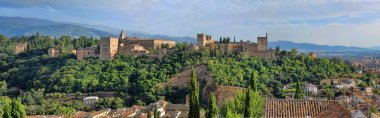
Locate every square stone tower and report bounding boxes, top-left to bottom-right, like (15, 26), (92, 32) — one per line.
(197, 34), (214, 48)
(257, 34), (268, 51)
(100, 37), (119, 60)
(197, 34), (207, 48)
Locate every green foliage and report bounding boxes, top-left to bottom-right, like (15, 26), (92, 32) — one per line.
(208, 56), (354, 97)
(221, 90), (264, 117)
(147, 107), (151, 118)
(0, 81), (6, 96)
(0, 96), (12, 118)
(244, 76), (264, 117)
(189, 67), (200, 118)
(11, 98), (27, 118)
(249, 71), (258, 92)
(96, 97), (124, 109)
(325, 88), (335, 100)
(294, 80), (304, 99)
(205, 92), (218, 118)
(154, 105), (159, 118)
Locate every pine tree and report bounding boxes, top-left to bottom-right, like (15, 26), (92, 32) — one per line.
(219, 36), (222, 43)
(205, 92), (218, 118)
(295, 79), (304, 99)
(147, 107), (151, 118)
(154, 105), (159, 118)
(11, 98), (26, 118)
(188, 67), (200, 118)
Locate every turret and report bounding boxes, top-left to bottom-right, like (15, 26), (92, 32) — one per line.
(257, 33), (268, 51)
(120, 30), (126, 40)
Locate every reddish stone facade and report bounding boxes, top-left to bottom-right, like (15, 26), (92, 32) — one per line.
(196, 33), (275, 58)
(15, 42), (28, 54)
(99, 37), (119, 60)
(76, 47), (98, 60)
(48, 48), (60, 57)
(119, 31), (176, 50)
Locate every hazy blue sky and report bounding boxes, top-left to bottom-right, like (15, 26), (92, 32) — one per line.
(0, 0), (380, 47)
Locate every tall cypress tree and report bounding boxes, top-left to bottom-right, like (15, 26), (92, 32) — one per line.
(295, 79), (304, 99)
(243, 87), (252, 117)
(154, 105), (159, 118)
(249, 71), (258, 92)
(189, 67), (200, 118)
(244, 71), (264, 118)
(205, 92), (218, 118)
(147, 107), (151, 118)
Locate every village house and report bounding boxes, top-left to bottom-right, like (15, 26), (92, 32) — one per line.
(336, 95), (352, 103)
(365, 86), (373, 96)
(304, 83), (318, 94)
(334, 79), (358, 89)
(109, 100), (188, 118)
(83, 96), (99, 108)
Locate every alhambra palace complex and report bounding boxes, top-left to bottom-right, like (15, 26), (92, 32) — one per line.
(12, 31), (281, 60)
(193, 33), (275, 58)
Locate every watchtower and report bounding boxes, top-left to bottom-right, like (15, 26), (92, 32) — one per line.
(197, 34), (207, 48)
(99, 37), (119, 60)
(257, 33), (268, 51)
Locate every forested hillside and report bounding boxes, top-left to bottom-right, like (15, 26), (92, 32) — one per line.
(207, 55), (355, 98)
(0, 33), (358, 116)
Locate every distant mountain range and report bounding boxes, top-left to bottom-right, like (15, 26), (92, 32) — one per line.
(269, 41), (375, 52)
(0, 16), (195, 43)
(369, 46), (380, 51)
(0, 16), (377, 53)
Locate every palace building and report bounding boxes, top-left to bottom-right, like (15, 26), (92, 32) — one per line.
(118, 30), (176, 50)
(194, 33), (275, 58)
(74, 30), (176, 60)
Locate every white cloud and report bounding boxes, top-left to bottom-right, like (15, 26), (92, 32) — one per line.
(1, 0), (380, 47)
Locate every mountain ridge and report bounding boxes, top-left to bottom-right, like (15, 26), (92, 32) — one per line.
(269, 40), (374, 52)
(0, 16), (195, 43)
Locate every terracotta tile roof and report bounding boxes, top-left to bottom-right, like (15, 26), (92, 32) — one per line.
(165, 104), (189, 111)
(315, 102), (351, 118)
(265, 99), (351, 118)
(74, 110), (107, 118)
